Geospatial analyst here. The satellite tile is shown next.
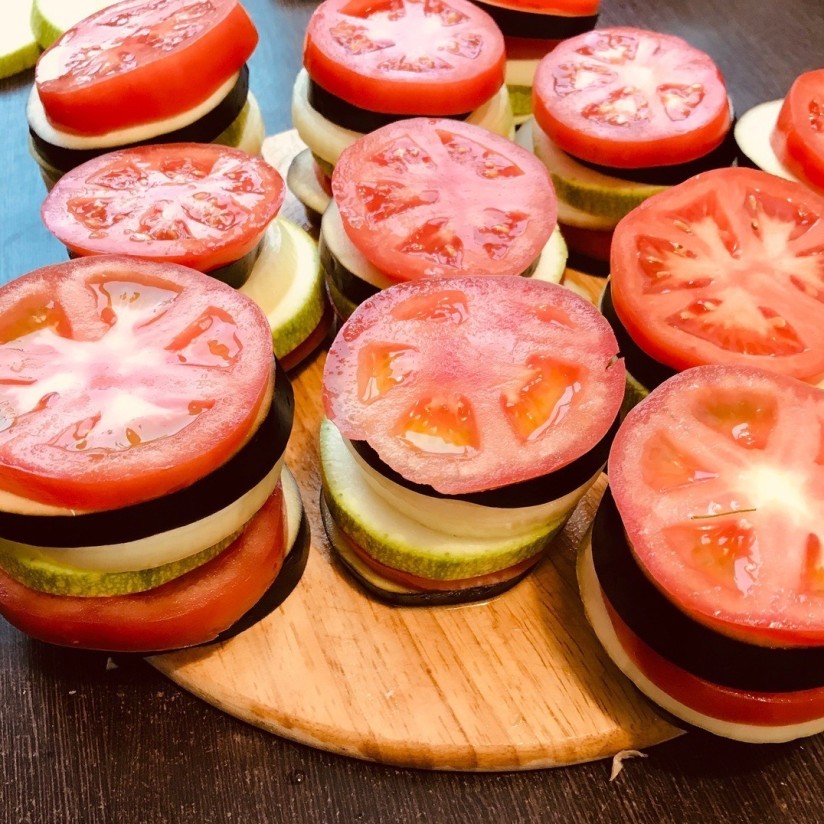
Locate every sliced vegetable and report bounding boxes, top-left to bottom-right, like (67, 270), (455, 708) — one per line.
(333, 117), (556, 281)
(0, 486), (286, 652)
(36, 0), (257, 136)
(30, 0), (117, 49)
(42, 143), (284, 272)
(611, 167), (824, 383)
(303, 0), (505, 116)
(533, 27), (731, 168)
(323, 277), (624, 494)
(609, 365), (824, 647)
(0, 1), (40, 80)
(772, 70), (824, 193)
(240, 219), (328, 363)
(0, 256), (273, 510)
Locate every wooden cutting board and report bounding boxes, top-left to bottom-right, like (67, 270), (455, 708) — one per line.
(150, 131), (678, 771)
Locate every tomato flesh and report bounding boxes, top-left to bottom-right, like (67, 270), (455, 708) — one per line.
(36, 0), (258, 136)
(0, 257), (273, 511)
(610, 365), (824, 647)
(42, 144), (284, 272)
(772, 70), (824, 194)
(333, 118), (556, 280)
(0, 486), (286, 652)
(605, 596), (824, 727)
(533, 27), (731, 168)
(323, 277), (624, 494)
(611, 167), (824, 383)
(304, 0), (505, 115)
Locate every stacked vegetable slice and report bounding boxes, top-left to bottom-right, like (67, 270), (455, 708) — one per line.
(41, 143), (328, 370)
(28, 0), (265, 188)
(581, 366), (824, 742)
(321, 276), (624, 604)
(289, 0), (513, 214)
(322, 117), (566, 319)
(605, 167), (824, 412)
(529, 27), (735, 272)
(0, 256), (307, 652)
(470, 0), (600, 122)
(737, 69), (824, 196)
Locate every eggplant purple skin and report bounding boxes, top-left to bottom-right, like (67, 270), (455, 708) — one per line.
(471, 1), (598, 40)
(30, 65), (250, 174)
(591, 488), (824, 693)
(306, 77), (472, 133)
(0, 358), (294, 549)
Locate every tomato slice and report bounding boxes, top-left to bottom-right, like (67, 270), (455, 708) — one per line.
(611, 167), (824, 383)
(323, 277), (624, 494)
(332, 118), (556, 280)
(481, 0), (599, 16)
(0, 486), (286, 652)
(0, 256), (273, 511)
(42, 144), (284, 273)
(303, 0), (505, 116)
(772, 70), (824, 194)
(532, 27), (731, 168)
(36, 0), (258, 136)
(605, 597), (824, 727)
(609, 365), (824, 647)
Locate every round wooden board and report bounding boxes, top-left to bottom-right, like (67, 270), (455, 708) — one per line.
(150, 130), (679, 771)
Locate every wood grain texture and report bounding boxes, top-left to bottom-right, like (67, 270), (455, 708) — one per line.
(2, 0), (824, 820)
(147, 129), (677, 771)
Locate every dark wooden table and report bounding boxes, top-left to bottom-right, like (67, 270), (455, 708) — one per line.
(2, 1), (823, 822)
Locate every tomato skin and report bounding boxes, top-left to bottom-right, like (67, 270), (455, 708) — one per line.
(606, 597), (824, 727)
(533, 27), (731, 168)
(484, 0), (598, 14)
(0, 256), (274, 511)
(36, 0), (258, 136)
(0, 487), (286, 652)
(610, 167), (824, 383)
(609, 365), (824, 648)
(332, 118), (556, 281)
(42, 144), (284, 273)
(303, 0), (505, 116)
(771, 70), (824, 193)
(323, 277), (624, 495)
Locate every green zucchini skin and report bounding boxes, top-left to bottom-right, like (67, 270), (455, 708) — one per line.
(321, 496), (537, 607)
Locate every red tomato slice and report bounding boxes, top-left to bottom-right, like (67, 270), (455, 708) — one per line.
(42, 145), (284, 273)
(532, 27), (731, 168)
(303, 0), (505, 115)
(609, 365), (824, 647)
(772, 70), (824, 194)
(605, 597), (824, 727)
(611, 167), (824, 383)
(36, 0), (258, 136)
(339, 518), (544, 589)
(333, 118), (556, 280)
(323, 277), (624, 494)
(0, 256), (273, 511)
(0, 487), (286, 652)
(482, 0), (599, 15)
